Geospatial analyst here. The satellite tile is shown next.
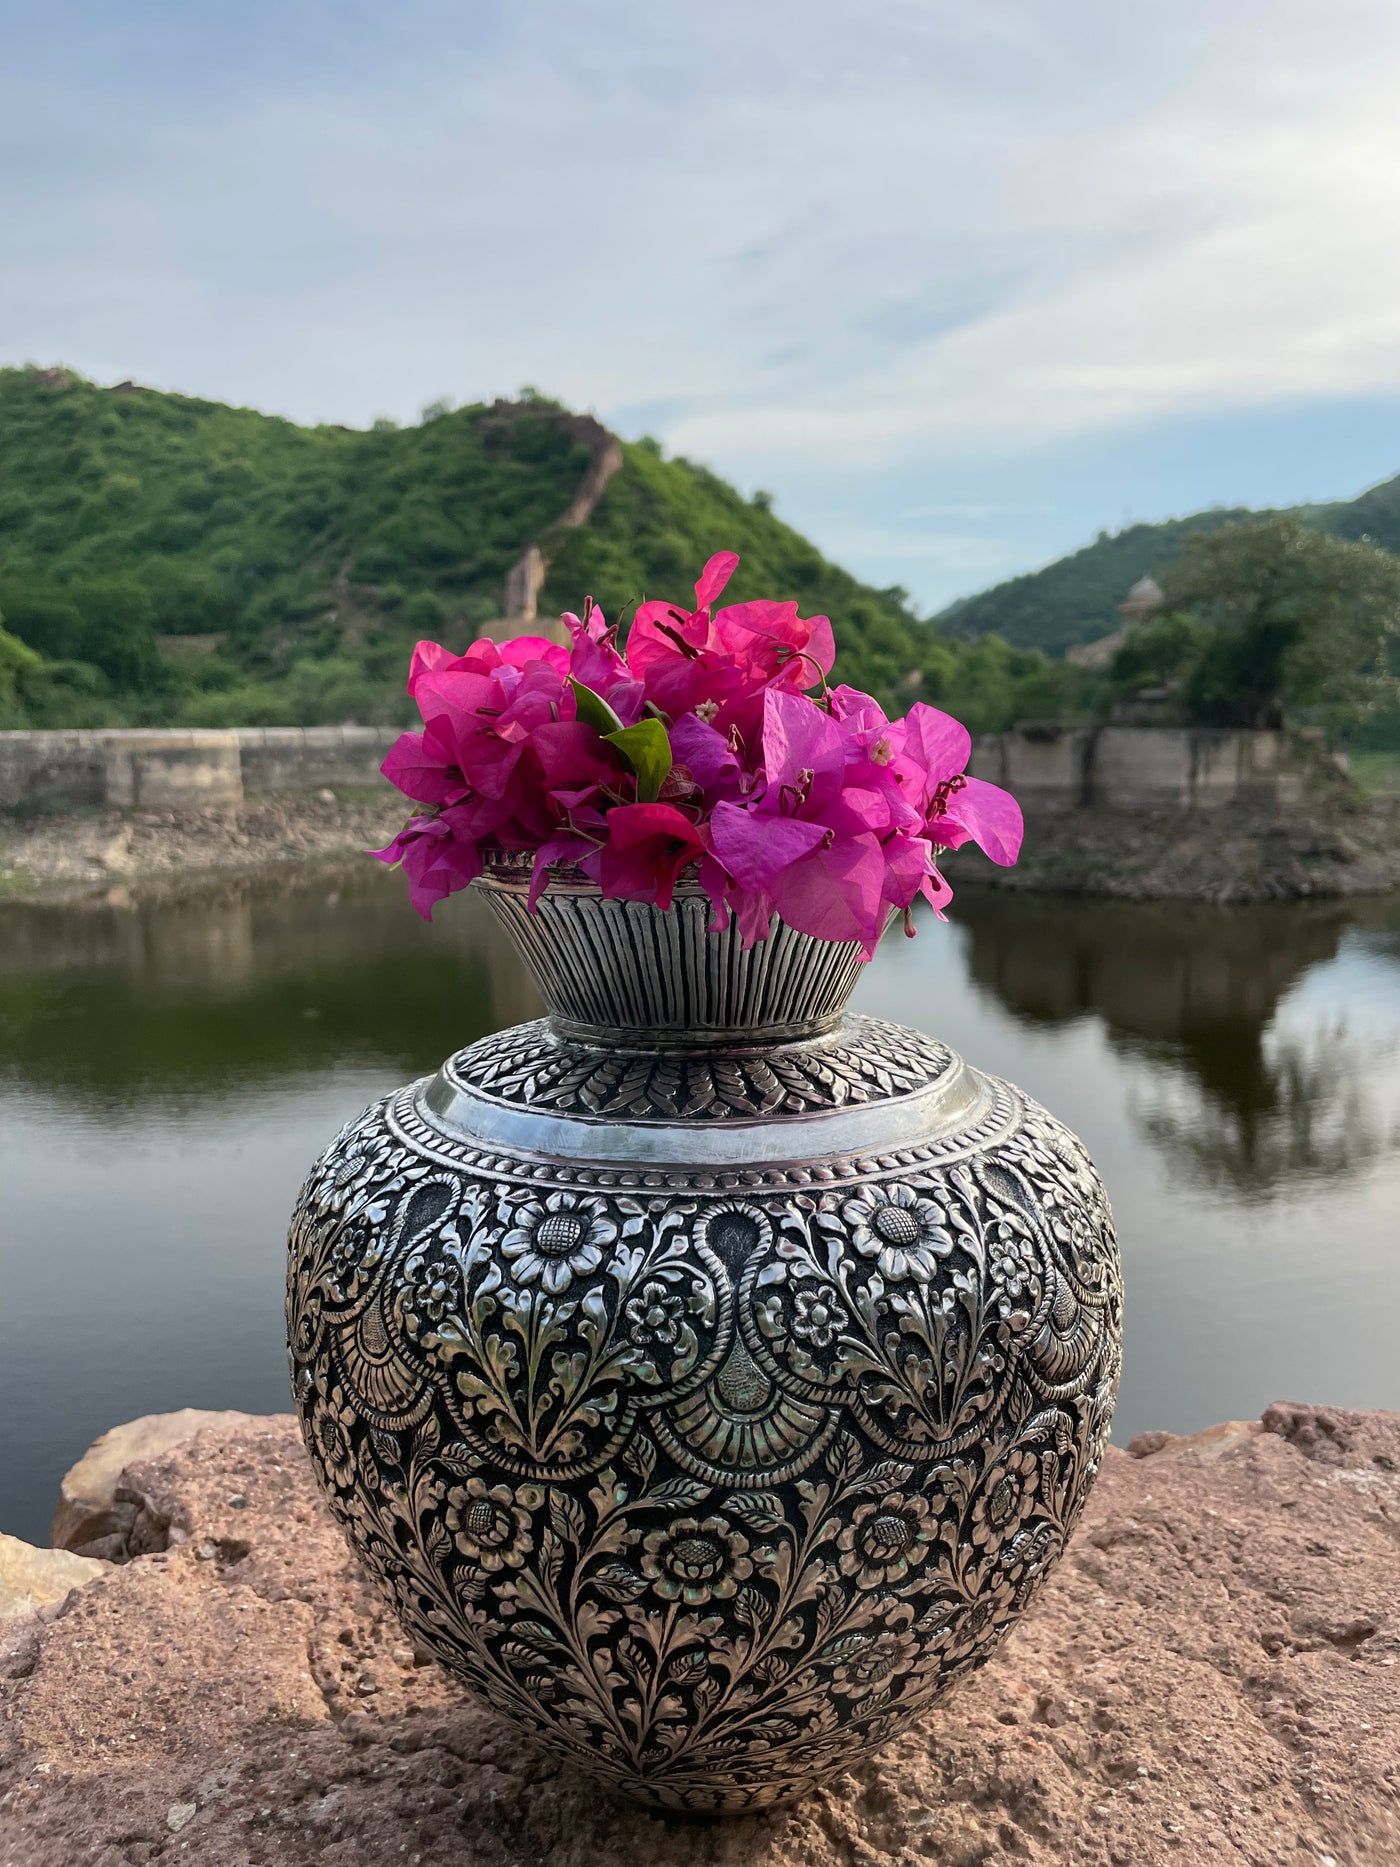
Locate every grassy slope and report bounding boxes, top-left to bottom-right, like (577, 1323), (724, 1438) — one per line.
(0, 369), (593, 721)
(942, 472), (1400, 656)
(0, 366), (1069, 731)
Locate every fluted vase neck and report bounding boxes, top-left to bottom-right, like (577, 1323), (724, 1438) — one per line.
(474, 860), (875, 1052)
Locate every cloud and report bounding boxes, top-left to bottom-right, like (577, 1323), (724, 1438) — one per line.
(3, 0), (1400, 606)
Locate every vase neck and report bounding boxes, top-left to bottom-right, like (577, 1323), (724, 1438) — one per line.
(476, 869), (869, 1052)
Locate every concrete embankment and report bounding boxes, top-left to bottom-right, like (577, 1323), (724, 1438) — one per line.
(0, 722), (1395, 908)
(0, 725), (402, 814)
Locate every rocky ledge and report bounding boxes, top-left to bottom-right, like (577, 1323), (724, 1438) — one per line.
(4, 794), (1398, 912)
(1, 1404), (1397, 1866)
(0, 794), (401, 907)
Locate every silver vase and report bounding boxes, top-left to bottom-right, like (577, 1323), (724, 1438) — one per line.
(287, 860), (1122, 1812)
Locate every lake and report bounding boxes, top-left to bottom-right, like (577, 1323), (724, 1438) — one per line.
(2, 868), (1398, 1547)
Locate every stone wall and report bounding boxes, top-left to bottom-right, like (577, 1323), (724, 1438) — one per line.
(969, 722), (1325, 810)
(0, 726), (401, 814)
(0, 722), (1335, 817)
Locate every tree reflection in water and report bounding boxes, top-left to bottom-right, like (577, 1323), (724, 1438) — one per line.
(1, 871), (1397, 1194)
(0, 867), (541, 1108)
(952, 893), (1400, 1198)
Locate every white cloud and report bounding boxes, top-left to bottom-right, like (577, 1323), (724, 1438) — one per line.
(3, 0), (1400, 602)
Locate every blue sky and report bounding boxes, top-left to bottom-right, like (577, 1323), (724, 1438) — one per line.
(4, 0), (1400, 612)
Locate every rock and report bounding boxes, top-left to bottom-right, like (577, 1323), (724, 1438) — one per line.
(52, 1408), (260, 1558)
(1124, 1427), (1176, 1458)
(98, 826), (132, 873)
(0, 1532), (108, 1624)
(2, 1406), (1398, 1865)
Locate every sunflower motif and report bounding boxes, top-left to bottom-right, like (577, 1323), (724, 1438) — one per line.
(969, 1446), (1042, 1552)
(500, 1193), (617, 1295)
(837, 1492), (940, 1589)
(638, 1516), (753, 1605)
(445, 1476), (539, 1571)
(309, 1389), (359, 1489)
(826, 1605), (920, 1699)
(791, 1285), (848, 1350)
(842, 1185), (955, 1281)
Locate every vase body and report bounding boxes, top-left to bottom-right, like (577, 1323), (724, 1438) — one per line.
(288, 866), (1122, 1812)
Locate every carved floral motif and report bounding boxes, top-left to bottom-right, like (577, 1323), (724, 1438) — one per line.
(289, 1036), (1121, 1812)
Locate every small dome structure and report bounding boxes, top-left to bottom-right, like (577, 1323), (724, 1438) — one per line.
(1119, 576), (1164, 624)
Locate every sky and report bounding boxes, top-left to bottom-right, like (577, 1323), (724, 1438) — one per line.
(5, 0), (1400, 612)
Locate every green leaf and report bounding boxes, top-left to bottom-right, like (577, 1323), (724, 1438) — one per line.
(603, 718), (673, 802)
(569, 676), (623, 735)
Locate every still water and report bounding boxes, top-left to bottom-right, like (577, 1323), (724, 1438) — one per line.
(2, 870), (1398, 1546)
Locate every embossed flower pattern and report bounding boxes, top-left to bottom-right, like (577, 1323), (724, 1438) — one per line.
(997, 1521), (1062, 1588)
(445, 1476), (538, 1571)
(986, 1216), (1039, 1329)
(290, 1089), (1121, 1806)
(310, 1390), (358, 1489)
(327, 1218), (384, 1299)
(969, 1446), (1042, 1551)
(500, 1192), (617, 1295)
(825, 1606), (920, 1699)
(843, 1184), (955, 1281)
(639, 1516), (753, 1605)
(921, 1591), (1010, 1669)
(837, 1493), (940, 1589)
(405, 1265), (456, 1328)
(623, 1279), (687, 1349)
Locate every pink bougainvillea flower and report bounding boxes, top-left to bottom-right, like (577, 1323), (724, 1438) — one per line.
(665, 712), (746, 799)
(709, 598), (836, 696)
(371, 811), (484, 920)
(530, 721), (628, 808)
(625, 551), (834, 741)
(897, 701), (1024, 868)
(695, 550), (740, 611)
(926, 775), (1024, 866)
(589, 802), (705, 910)
(379, 719), (465, 808)
(562, 603), (646, 726)
(705, 690), (894, 952)
(526, 828), (596, 909)
(374, 555), (1024, 942)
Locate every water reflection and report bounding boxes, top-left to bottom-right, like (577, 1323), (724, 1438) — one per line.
(952, 894), (1400, 1195)
(0, 870), (541, 1105)
(1, 868), (1397, 1546)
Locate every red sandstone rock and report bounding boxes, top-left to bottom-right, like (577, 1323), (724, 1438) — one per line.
(2, 1403), (1397, 1865)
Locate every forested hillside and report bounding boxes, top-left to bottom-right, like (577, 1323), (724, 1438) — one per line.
(0, 366), (1071, 733)
(942, 475), (1400, 657)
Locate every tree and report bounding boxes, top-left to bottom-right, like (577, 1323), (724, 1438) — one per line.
(1109, 611), (1210, 698)
(0, 616), (43, 722)
(1155, 517), (1400, 728)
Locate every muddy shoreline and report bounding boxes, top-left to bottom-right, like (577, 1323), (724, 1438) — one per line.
(1, 790), (1398, 910)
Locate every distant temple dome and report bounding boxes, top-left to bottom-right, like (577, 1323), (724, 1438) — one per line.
(1064, 574), (1166, 670)
(1119, 576), (1164, 624)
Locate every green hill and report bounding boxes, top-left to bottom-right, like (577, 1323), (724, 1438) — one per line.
(0, 364), (1070, 734)
(942, 474), (1400, 658)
